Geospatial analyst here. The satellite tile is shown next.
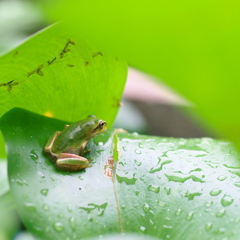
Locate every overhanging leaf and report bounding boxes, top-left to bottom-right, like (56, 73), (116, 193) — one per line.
(0, 23), (127, 126)
(1, 108), (240, 240)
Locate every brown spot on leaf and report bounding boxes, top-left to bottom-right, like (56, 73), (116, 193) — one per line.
(104, 157), (114, 180)
(47, 57), (56, 65)
(66, 64), (75, 67)
(92, 52), (103, 57)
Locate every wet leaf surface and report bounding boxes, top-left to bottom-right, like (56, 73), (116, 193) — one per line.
(1, 108), (240, 239)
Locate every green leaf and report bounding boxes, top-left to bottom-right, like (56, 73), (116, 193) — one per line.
(45, 1), (240, 148)
(1, 108), (240, 239)
(0, 23), (127, 126)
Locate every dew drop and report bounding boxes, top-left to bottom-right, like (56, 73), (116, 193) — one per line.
(140, 226), (146, 232)
(135, 191), (140, 196)
(217, 175), (227, 181)
(163, 225), (173, 229)
(159, 201), (166, 207)
(68, 205), (73, 213)
(221, 195), (234, 207)
(164, 187), (171, 195)
(122, 146), (127, 151)
(175, 208), (182, 216)
(134, 160), (142, 166)
(88, 217), (94, 222)
(121, 205), (126, 210)
(216, 208), (226, 217)
(142, 203), (150, 213)
(149, 219), (154, 225)
(38, 171), (45, 178)
(138, 143), (143, 148)
(40, 189), (48, 196)
(30, 149), (38, 161)
(134, 149), (142, 154)
(148, 185), (160, 193)
(234, 182), (240, 187)
(53, 222), (64, 232)
(24, 203), (36, 212)
(186, 211), (194, 221)
(205, 222), (212, 231)
(210, 189), (222, 196)
(69, 217), (76, 231)
(42, 204), (49, 211)
(217, 227), (225, 234)
(205, 201), (213, 207)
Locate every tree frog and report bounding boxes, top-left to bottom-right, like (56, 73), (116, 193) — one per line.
(44, 115), (107, 171)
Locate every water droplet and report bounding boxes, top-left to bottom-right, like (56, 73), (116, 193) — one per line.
(210, 189), (222, 196)
(134, 160), (142, 166)
(186, 212), (194, 221)
(69, 217), (76, 231)
(40, 189), (48, 196)
(53, 222), (64, 232)
(205, 223), (212, 231)
(185, 191), (202, 200)
(121, 205), (126, 210)
(148, 185), (160, 193)
(159, 201), (166, 207)
(221, 195), (234, 207)
(42, 204), (49, 210)
(138, 143), (143, 148)
(217, 227), (225, 234)
(216, 208), (226, 217)
(116, 173), (137, 185)
(79, 203), (108, 216)
(30, 149), (38, 161)
(175, 208), (182, 216)
(140, 226), (146, 232)
(149, 157), (172, 173)
(24, 203), (36, 212)
(217, 175), (227, 181)
(165, 174), (204, 183)
(163, 225), (173, 229)
(67, 205), (72, 213)
(38, 171), (45, 178)
(149, 219), (154, 225)
(134, 149), (141, 154)
(88, 217), (94, 222)
(205, 201), (213, 207)
(122, 146), (127, 151)
(164, 187), (171, 195)
(233, 182), (240, 187)
(142, 203), (150, 213)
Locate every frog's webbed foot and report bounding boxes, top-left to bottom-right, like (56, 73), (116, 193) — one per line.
(56, 153), (91, 171)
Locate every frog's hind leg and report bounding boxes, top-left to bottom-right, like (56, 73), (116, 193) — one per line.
(56, 153), (91, 171)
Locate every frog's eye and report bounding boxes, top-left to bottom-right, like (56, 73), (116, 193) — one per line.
(99, 121), (107, 129)
(88, 115), (96, 118)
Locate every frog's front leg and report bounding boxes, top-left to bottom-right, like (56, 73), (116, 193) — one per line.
(56, 153), (91, 171)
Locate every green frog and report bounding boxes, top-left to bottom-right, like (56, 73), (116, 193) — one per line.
(44, 115), (107, 171)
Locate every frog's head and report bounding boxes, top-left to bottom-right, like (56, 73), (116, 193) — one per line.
(88, 115), (107, 138)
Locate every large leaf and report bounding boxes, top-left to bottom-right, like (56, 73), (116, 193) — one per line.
(44, 1), (240, 148)
(1, 108), (240, 240)
(0, 23), (127, 125)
